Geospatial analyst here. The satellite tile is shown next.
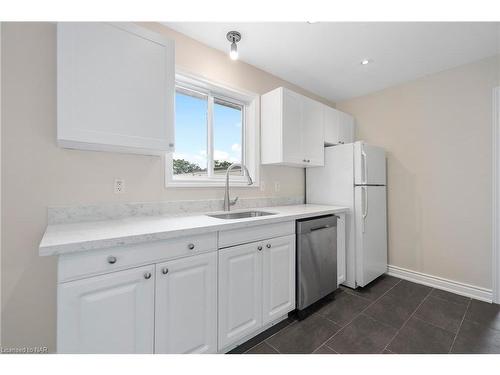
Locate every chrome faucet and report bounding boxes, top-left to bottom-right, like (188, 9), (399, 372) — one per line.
(223, 163), (253, 211)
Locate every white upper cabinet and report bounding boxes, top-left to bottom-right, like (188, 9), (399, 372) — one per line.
(261, 87), (324, 167)
(57, 23), (175, 155)
(324, 106), (355, 146)
(302, 96), (326, 165)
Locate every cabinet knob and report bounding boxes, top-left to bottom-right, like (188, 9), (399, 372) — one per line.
(162, 267), (169, 275)
(188, 243), (195, 250)
(303, 159), (307, 162)
(257, 245), (263, 251)
(144, 272), (152, 279)
(266, 243), (272, 248)
(107, 256), (117, 264)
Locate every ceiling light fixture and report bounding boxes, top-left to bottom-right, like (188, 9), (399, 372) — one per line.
(226, 31), (241, 60)
(361, 59), (371, 65)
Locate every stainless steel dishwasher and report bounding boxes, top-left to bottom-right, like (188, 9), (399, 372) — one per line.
(296, 215), (338, 317)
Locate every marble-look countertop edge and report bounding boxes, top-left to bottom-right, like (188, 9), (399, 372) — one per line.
(39, 204), (349, 257)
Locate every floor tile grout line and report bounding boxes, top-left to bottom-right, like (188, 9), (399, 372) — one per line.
(262, 318), (300, 354)
(325, 343), (339, 353)
(264, 340), (282, 354)
(243, 319), (295, 354)
(382, 287), (434, 353)
(313, 343), (339, 354)
(340, 287), (381, 303)
(448, 298), (471, 354)
(308, 279), (403, 353)
(411, 314), (460, 335)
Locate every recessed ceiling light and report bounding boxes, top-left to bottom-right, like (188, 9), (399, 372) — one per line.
(361, 59), (372, 65)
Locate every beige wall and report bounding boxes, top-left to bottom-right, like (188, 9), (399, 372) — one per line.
(338, 55), (500, 290)
(0, 22), (333, 351)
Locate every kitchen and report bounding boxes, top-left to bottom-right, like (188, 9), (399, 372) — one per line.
(1, 4), (500, 369)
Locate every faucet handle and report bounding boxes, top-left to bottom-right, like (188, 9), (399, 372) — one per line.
(230, 196), (239, 206)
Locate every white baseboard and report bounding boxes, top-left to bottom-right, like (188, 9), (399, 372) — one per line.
(387, 265), (493, 303)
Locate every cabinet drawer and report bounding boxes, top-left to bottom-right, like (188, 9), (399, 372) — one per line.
(58, 232), (217, 282)
(218, 221), (294, 249)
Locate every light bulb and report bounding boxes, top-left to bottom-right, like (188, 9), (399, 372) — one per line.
(230, 42), (238, 60)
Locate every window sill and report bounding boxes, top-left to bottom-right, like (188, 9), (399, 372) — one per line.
(166, 179), (260, 189)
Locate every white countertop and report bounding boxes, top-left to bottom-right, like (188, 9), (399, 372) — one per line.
(39, 204), (349, 256)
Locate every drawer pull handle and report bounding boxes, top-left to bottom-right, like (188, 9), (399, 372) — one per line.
(107, 256), (117, 264)
(188, 243), (195, 250)
(257, 245), (263, 251)
(162, 267), (169, 275)
(266, 244), (271, 248)
(144, 272), (152, 280)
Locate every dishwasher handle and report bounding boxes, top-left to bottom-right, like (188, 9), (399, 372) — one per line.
(296, 215), (338, 234)
(310, 224), (332, 232)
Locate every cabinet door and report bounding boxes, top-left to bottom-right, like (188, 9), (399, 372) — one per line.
(262, 235), (296, 325)
(324, 106), (341, 145)
(57, 23), (175, 155)
(57, 265), (155, 353)
(282, 88), (305, 165)
(339, 111), (355, 144)
(218, 242), (263, 350)
(155, 252), (217, 354)
(302, 97), (325, 166)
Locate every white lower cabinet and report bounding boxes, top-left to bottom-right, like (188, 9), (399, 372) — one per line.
(57, 265), (155, 354)
(262, 235), (296, 324)
(155, 252), (217, 354)
(218, 234), (296, 350)
(218, 241), (263, 349)
(56, 225), (298, 354)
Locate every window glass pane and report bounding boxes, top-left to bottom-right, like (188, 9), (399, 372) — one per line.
(173, 89), (208, 176)
(213, 98), (243, 176)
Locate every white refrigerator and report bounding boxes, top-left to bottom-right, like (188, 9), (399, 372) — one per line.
(306, 141), (388, 288)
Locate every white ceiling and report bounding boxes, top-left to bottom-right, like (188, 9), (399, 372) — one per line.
(164, 22), (499, 102)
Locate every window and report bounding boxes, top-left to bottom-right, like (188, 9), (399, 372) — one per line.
(166, 73), (259, 187)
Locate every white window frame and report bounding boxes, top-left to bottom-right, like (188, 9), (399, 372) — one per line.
(165, 70), (260, 188)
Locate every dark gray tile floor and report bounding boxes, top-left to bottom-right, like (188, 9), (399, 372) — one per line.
(237, 275), (500, 354)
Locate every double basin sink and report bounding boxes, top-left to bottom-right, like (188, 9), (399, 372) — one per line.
(207, 210), (276, 220)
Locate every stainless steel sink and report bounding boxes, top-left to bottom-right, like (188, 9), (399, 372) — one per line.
(207, 211), (276, 220)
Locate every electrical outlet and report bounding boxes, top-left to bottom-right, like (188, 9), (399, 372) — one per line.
(274, 182), (280, 192)
(114, 178), (125, 194)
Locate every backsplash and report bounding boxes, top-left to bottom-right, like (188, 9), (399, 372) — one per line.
(47, 196), (305, 225)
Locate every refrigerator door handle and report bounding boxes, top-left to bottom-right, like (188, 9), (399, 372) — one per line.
(361, 146), (368, 185)
(362, 186), (368, 233)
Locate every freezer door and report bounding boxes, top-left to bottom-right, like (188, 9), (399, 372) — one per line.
(354, 142), (386, 186)
(354, 185), (388, 287)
